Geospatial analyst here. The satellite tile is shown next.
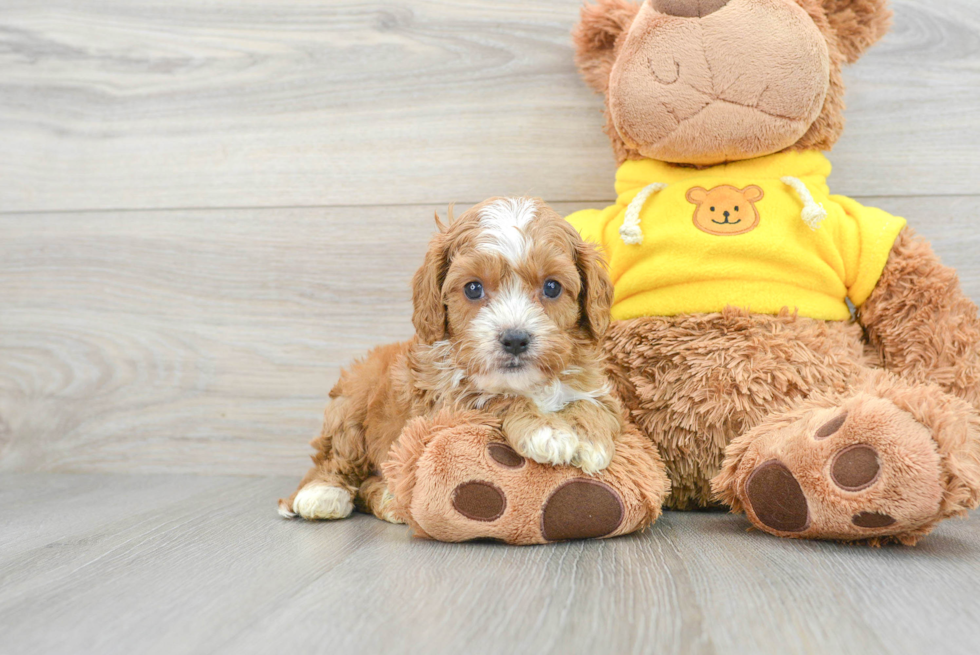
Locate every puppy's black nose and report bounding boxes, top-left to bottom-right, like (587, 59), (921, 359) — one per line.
(500, 330), (530, 356)
(724, 210), (730, 219)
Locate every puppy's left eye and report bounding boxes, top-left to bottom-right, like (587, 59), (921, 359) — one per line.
(464, 281), (484, 300)
(543, 279), (562, 299)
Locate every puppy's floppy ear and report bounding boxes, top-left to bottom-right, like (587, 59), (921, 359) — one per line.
(573, 0), (641, 93)
(822, 0), (892, 64)
(412, 230), (450, 344)
(575, 238), (615, 339)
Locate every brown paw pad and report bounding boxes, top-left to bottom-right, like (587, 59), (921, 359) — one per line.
(541, 479), (624, 542)
(830, 444), (881, 491)
(815, 411), (848, 440)
(852, 512), (897, 529)
(745, 461), (810, 533)
(452, 481), (505, 522)
(487, 442), (525, 469)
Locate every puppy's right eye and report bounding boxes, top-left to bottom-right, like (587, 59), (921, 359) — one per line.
(464, 281), (484, 300)
(543, 279), (562, 299)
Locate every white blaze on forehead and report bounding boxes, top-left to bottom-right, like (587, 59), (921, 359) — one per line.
(478, 197), (537, 265)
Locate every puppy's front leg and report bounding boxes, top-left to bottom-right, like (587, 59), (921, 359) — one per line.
(562, 396), (622, 475)
(503, 396), (622, 474)
(504, 397), (580, 468)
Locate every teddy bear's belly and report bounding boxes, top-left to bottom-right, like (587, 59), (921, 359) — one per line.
(603, 307), (873, 509)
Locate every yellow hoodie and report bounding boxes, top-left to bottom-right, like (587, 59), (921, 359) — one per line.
(567, 151), (906, 322)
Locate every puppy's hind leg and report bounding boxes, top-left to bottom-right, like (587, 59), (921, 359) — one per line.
(279, 469), (357, 521)
(279, 397), (369, 521)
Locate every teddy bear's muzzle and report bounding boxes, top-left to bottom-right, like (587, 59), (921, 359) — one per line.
(608, 0), (831, 165)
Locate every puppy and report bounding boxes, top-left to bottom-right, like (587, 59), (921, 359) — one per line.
(279, 197), (624, 522)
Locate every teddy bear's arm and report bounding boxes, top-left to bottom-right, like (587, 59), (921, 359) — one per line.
(858, 227), (980, 411)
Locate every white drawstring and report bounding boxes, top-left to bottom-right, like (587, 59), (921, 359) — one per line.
(620, 182), (667, 244)
(782, 176), (827, 230)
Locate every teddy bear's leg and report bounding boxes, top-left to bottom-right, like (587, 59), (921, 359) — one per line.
(354, 475), (404, 524)
(603, 311), (869, 510)
(712, 371), (980, 544)
(860, 228), (980, 411)
(382, 411), (670, 545)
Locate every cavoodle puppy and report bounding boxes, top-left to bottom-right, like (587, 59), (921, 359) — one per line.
(279, 197), (624, 522)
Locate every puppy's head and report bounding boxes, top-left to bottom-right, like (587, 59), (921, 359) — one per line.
(412, 197), (613, 394)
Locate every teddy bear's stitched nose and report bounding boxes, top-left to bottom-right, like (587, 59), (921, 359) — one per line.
(650, 0), (730, 18)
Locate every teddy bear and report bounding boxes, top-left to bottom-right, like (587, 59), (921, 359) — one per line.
(563, 0), (980, 544)
(383, 0), (980, 547)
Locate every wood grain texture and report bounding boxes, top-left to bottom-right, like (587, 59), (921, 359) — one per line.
(1, 473), (978, 655)
(2, 2), (979, 652)
(2, 197), (978, 476)
(0, 0), (978, 213)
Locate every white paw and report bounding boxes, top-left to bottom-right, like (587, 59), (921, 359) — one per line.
(520, 426), (580, 466)
(572, 441), (613, 475)
(378, 489), (404, 524)
(290, 483), (354, 520)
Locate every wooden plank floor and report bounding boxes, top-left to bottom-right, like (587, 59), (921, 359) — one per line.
(2, 1), (980, 653)
(0, 472), (978, 655)
(1, 0), (979, 212)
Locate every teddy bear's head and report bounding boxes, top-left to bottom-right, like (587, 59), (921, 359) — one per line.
(573, 0), (892, 166)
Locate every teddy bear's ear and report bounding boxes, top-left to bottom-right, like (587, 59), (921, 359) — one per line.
(822, 0), (893, 64)
(686, 187), (709, 204)
(741, 185), (764, 203)
(572, 0), (642, 93)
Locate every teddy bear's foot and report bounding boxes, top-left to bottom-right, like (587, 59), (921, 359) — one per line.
(382, 411), (669, 545)
(713, 374), (980, 545)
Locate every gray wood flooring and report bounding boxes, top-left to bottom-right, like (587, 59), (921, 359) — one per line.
(2, 1), (980, 653)
(1, 472), (979, 655)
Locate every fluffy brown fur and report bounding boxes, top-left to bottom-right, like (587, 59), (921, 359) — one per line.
(604, 307), (871, 510)
(860, 229), (980, 412)
(279, 198), (631, 522)
(822, 0), (892, 63)
(605, 293), (980, 544)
